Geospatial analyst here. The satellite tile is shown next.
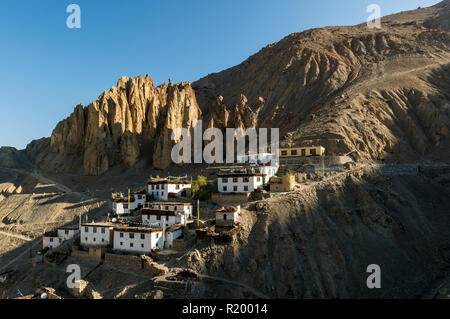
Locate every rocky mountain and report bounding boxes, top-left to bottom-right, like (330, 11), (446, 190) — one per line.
(29, 76), (201, 174)
(182, 166), (450, 298)
(16, 1), (450, 175)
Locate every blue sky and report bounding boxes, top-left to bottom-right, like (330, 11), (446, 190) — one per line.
(0, 0), (441, 149)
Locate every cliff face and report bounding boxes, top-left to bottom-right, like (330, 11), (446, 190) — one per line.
(27, 1), (450, 175)
(39, 76), (202, 175)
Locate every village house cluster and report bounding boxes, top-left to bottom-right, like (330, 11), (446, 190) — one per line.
(43, 145), (329, 255)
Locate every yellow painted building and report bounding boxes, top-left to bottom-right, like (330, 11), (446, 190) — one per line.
(279, 146), (325, 157)
(269, 175), (296, 192)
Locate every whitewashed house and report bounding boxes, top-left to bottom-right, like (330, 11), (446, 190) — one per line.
(144, 202), (193, 219)
(215, 205), (240, 227)
(141, 208), (187, 227)
(113, 226), (163, 253)
(57, 225), (79, 241)
(80, 223), (114, 247)
(236, 152), (276, 165)
(43, 231), (62, 249)
(217, 166), (277, 193)
(112, 190), (146, 216)
(147, 176), (191, 201)
(164, 224), (184, 249)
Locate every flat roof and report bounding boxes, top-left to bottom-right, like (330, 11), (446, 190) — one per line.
(132, 189), (147, 195)
(148, 180), (191, 185)
(149, 201), (192, 206)
(165, 224), (184, 232)
(217, 173), (262, 178)
(112, 197), (136, 203)
(57, 225), (79, 230)
(113, 226), (163, 233)
(81, 223), (115, 228)
(279, 145), (325, 150)
(141, 209), (185, 216)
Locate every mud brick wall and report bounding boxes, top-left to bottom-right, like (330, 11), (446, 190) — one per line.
(104, 253), (142, 269)
(211, 192), (249, 204)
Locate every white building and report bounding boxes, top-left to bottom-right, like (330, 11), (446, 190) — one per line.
(112, 190), (147, 216)
(141, 208), (187, 227)
(164, 225), (184, 249)
(113, 226), (163, 253)
(216, 205), (240, 227)
(217, 166), (277, 193)
(236, 152), (276, 165)
(43, 231), (62, 249)
(80, 223), (114, 247)
(147, 177), (191, 201)
(57, 225), (79, 241)
(144, 202), (193, 219)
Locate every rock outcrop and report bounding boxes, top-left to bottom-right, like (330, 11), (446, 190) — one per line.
(37, 76), (202, 174)
(25, 1), (450, 175)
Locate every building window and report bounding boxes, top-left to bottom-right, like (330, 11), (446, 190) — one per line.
(311, 149), (316, 155)
(120, 242), (123, 246)
(93, 227), (97, 233)
(257, 177), (261, 182)
(138, 195), (142, 199)
(123, 204), (128, 209)
(223, 186), (227, 191)
(233, 177), (238, 183)
(50, 238), (53, 242)
(102, 238), (104, 242)
(93, 237), (96, 242)
(120, 232), (124, 238)
(101, 228), (105, 234)
(156, 185), (159, 190)
(233, 186), (238, 192)
(161, 192), (164, 196)
(141, 244), (144, 248)
(65, 230), (69, 235)
(301, 149), (306, 156)
(85, 237), (88, 241)
(223, 214), (227, 220)
(281, 150), (287, 156)
(156, 233), (159, 238)
(151, 185), (154, 190)
(176, 184), (180, 189)
(244, 186), (248, 191)
(140, 234), (145, 240)
(85, 227), (88, 232)
(130, 243), (134, 248)
(222, 178), (228, 183)
(157, 216), (161, 220)
(291, 150), (297, 155)
(129, 233), (134, 239)
(243, 177), (249, 182)
(156, 192), (159, 196)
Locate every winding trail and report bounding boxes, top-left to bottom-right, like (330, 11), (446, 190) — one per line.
(198, 274), (269, 299)
(0, 230), (32, 242)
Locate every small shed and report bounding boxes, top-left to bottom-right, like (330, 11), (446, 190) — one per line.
(215, 205), (240, 227)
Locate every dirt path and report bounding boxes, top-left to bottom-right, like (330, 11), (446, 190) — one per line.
(198, 274), (269, 299)
(0, 240), (40, 272)
(0, 230), (32, 242)
(346, 60), (449, 96)
(30, 170), (73, 194)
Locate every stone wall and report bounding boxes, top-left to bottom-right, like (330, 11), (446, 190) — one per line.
(104, 253), (142, 269)
(211, 192), (250, 204)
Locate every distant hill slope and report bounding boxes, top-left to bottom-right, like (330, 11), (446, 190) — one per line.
(9, 0), (449, 175)
(193, 0), (450, 163)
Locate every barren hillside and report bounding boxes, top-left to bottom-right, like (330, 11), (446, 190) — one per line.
(180, 166), (450, 298)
